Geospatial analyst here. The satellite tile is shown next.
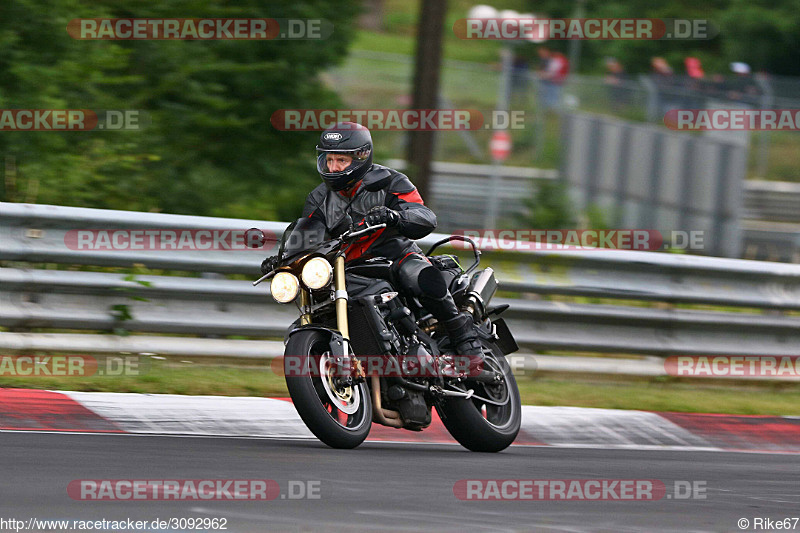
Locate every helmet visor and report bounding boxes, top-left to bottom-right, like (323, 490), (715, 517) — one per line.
(316, 144), (372, 178)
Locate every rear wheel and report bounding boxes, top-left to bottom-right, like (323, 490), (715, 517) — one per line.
(285, 330), (372, 449)
(437, 340), (521, 452)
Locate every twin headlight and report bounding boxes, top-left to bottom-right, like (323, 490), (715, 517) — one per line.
(270, 272), (301, 303)
(270, 257), (333, 303)
(301, 257), (334, 289)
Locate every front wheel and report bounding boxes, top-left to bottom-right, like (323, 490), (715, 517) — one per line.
(285, 329), (372, 449)
(437, 340), (521, 452)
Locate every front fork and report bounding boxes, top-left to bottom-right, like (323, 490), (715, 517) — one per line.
(299, 289), (312, 325)
(333, 254), (349, 342)
(297, 255), (354, 365)
(332, 254), (364, 380)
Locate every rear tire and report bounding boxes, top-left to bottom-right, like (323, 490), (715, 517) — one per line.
(437, 341), (521, 452)
(285, 329), (372, 449)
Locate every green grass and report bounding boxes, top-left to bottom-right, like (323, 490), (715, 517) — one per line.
(351, 31), (416, 57)
(352, 0), (525, 65)
(0, 357), (286, 397)
(748, 131), (800, 181)
(518, 373), (800, 416)
(2, 356), (797, 415)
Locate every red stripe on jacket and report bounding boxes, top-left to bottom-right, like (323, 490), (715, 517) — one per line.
(344, 228), (385, 262)
(395, 189), (424, 205)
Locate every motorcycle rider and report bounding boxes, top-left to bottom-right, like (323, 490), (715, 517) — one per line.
(261, 122), (483, 362)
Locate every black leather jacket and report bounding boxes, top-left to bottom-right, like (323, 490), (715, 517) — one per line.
(302, 164), (437, 263)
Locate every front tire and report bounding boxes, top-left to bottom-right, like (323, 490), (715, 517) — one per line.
(437, 341), (521, 452)
(285, 329), (372, 449)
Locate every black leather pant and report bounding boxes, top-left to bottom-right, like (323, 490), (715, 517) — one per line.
(390, 252), (460, 322)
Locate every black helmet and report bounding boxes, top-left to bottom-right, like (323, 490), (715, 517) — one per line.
(316, 122), (373, 191)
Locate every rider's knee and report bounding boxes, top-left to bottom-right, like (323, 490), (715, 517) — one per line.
(417, 265), (447, 299)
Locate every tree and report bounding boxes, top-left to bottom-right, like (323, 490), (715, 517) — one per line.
(406, 0), (447, 201)
(0, 0), (361, 221)
(719, 0), (800, 76)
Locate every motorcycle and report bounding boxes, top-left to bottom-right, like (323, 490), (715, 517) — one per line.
(252, 216), (521, 452)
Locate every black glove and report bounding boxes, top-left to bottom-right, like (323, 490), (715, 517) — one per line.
(260, 255), (279, 275)
(365, 206), (400, 227)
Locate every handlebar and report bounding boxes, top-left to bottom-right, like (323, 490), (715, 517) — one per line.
(253, 222), (387, 286)
(252, 270), (275, 287)
(342, 222), (386, 241)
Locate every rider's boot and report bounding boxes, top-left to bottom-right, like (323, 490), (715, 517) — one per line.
(420, 291), (488, 379)
(442, 312), (488, 378)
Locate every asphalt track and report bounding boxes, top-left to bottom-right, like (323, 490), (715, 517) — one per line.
(1, 432), (798, 532)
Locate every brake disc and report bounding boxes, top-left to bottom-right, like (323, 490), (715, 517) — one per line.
(319, 353), (361, 415)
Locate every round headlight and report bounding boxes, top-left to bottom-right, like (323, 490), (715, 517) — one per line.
(270, 272), (300, 303)
(301, 257), (333, 289)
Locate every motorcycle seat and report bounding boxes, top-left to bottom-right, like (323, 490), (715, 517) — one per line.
(345, 259), (393, 280)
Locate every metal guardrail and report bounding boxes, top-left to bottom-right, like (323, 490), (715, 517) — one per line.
(743, 180), (800, 222)
(385, 159), (559, 231)
(741, 220), (800, 263)
(2, 202), (799, 360)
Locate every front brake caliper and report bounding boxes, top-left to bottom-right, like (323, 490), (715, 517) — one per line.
(352, 357), (366, 383)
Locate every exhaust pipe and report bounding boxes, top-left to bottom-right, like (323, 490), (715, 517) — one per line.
(464, 267), (498, 319)
(371, 375), (403, 428)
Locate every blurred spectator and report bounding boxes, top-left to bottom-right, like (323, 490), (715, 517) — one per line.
(731, 62), (750, 74)
(727, 62), (761, 104)
(537, 47), (570, 110)
(604, 57), (627, 110)
(651, 57), (673, 77)
(685, 57), (704, 80)
(650, 56), (678, 117)
(684, 57), (705, 108)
